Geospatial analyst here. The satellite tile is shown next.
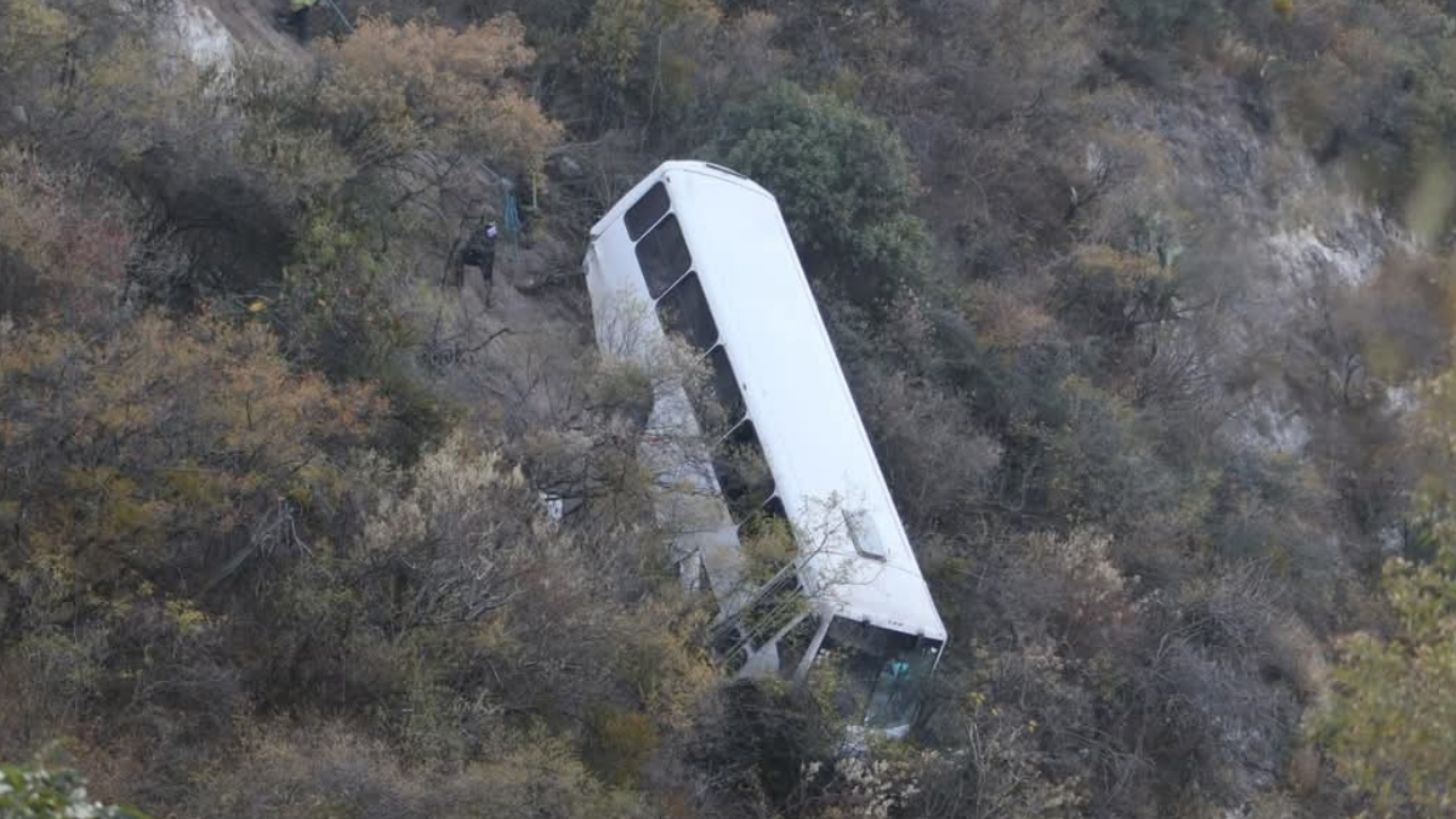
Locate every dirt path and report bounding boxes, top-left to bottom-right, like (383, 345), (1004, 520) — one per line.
(445, 233), (596, 428)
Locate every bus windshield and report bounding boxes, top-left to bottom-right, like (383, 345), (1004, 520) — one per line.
(817, 616), (942, 730)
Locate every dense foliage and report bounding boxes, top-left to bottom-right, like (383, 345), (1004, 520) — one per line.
(4, 0), (1456, 817)
(719, 82), (929, 307)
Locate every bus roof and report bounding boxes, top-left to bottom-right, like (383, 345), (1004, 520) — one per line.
(590, 161), (947, 643)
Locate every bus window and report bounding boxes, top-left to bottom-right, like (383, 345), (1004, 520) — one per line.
(656, 273), (718, 352)
(713, 421), (775, 523)
(625, 182), (670, 241)
(762, 495), (788, 522)
(636, 215), (692, 297)
(706, 346), (745, 427)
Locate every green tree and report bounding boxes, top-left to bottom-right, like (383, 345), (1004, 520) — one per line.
(718, 82), (928, 308)
(1320, 547), (1456, 816)
(1320, 360), (1456, 816)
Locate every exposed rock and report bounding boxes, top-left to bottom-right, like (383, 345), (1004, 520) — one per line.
(159, 0), (236, 77)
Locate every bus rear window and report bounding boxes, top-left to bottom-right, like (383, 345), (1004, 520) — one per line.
(625, 182), (670, 241)
(818, 618), (941, 730)
(636, 214), (692, 297)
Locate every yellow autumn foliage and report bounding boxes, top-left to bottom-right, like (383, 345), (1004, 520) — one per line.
(315, 16), (562, 175)
(0, 314), (382, 607)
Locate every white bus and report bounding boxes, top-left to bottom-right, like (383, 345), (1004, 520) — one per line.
(583, 161), (947, 733)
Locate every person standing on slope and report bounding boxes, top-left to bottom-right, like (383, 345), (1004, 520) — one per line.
(278, 0), (319, 43)
(458, 221), (500, 306)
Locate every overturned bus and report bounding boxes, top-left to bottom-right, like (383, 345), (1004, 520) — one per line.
(583, 161), (946, 735)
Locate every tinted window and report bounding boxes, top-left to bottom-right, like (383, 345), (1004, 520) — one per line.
(706, 346), (745, 427)
(713, 421), (775, 522)
(817, 619), (941, 729)
(636, 214), (692, 297)
(656, 273), (718, 353)
(625, 182), (670, 241)
(762, 495), (788, 521)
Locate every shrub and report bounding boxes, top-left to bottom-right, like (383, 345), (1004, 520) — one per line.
(1110, 0), (1219, 41)
(718, 82), (929, 308)
(1318, 546), (1456, 816)
(1042, 375), (1174, 526)
(0, 314), (382, 620)
(0, 765), (146, 819)
(0, 146), (134, 325)
(315, 15), (563, 177)
(586, 708), (658, 787)
(689, 679), (835, 812)
(1055, 243), (1181, 346)
(193, 724), (644, 819)
(580, 0), (722, 129)
(854, 362), (1002, 531)
(1318, 361), (1456, 814)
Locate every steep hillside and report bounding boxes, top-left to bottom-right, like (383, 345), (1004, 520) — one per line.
(5, 1), (1456, 818)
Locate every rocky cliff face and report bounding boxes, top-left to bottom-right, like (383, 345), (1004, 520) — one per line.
(1111, 86), (1402, 461)
(173, 0), (299, 57)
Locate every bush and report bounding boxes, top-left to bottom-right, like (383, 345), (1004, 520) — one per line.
(0, 146), (134, 326)
(688, 680), (835, 812)
(0, 765), (146, 819)
(580, 0), (721, 124)
(586, 708), (658, 787)
(0, 314), (382, 619)
(192, 725), (644, 819)
(854, 362), (1002, 532)
(718, 82), (929, 309)
(1318, 547), (1456, 817)
(1110, 0), (1219, 41)
(1042, 375), (1176, 526)
(315, 15), (563, 177)
(1318, 362), (1456, 814)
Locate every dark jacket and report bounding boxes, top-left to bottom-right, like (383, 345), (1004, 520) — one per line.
(461, 224), (497, 269)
